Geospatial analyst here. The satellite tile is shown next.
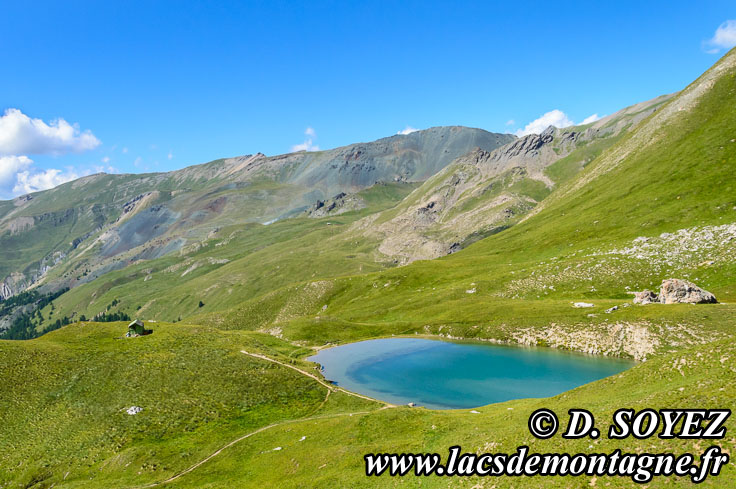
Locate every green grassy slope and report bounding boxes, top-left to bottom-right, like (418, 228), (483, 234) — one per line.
(208, 48), (736, 352)
(166, 337), (736, 489)
(356, 94), (673, 264)
(1, 324), (733, 488)
(1, 49), (735, 489)
(30, 183), (416, 332)
(0, 322), (379, 488)
(0, 126), (512, 305)
(0, 173), (180, 281)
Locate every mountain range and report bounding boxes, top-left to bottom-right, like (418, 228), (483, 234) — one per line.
(0, 48), (734, 488)
(0, 92), (671, 325)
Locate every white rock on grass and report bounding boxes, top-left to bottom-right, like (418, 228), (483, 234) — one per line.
(633, 279), (717, 305)
(572, 302), (594, 308)
(659, 278), (717, 304)
(633, 290), (658, 305)
(126, 406), (143, 415)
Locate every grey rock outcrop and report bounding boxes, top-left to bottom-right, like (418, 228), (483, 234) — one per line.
(0, 282), (11, 300)
(658, 279), (717, 304)
(632, 280), (717, 305)
(633, 290), (659, 305)
(0, 273), (29, 300)
(305, 192), (365, 218)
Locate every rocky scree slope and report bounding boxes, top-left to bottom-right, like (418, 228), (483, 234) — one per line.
(356, 95), (673, 264)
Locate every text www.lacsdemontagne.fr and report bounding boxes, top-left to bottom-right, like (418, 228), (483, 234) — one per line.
(364, 445), (729, 484)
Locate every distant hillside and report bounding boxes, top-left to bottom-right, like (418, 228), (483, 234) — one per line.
(207, 48), (736, 353)
(0, 127), (513, 306)
(357, 94), (673, 263)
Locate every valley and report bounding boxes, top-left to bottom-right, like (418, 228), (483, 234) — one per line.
(0, 44), (735, 489)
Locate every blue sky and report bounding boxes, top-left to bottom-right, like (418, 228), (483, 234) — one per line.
(1, 1), (735, 199)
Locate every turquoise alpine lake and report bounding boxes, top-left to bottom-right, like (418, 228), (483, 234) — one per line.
(308, 338), (634, 409)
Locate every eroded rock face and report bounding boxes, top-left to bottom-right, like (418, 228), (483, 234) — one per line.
(306, 192), (365, 218)
(633, 290), (659, 305)
(0, 273), (29, 300)
(659, 279), (717, 304)
(0, 282), (11, 300)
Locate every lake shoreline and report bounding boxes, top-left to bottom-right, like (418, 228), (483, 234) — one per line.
(307, 336), (634, 410)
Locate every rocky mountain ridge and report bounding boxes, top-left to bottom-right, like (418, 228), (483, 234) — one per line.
(358, 94), (675, 264)
(0, 126), (513, 302)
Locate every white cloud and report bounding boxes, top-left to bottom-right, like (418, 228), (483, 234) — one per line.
(705, 20), (736, 52)
(397, 126), (419, 135)
(1, 155), (89, 198)
(13, 168), (80, 195)
(291, 127), (320, 152)
(94, 165), (119, 174)
(0, 109), (101, 198)
(0, 108), (100, 156)
(514, 110), (605, 136)
(581, 113), (602, 125)
(167, 150), (174, 160)
(505, 119), (515, 126)
(133, 156), (143, 167)
(515, 110), (574, 136)
(0, 155), (33, 194)
(291, 140), (319, 152)
(122, 147), (129, 154)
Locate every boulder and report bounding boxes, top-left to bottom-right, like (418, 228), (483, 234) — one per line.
(633, 290), (659, 305)
(572, 302), (594, 308)
(659, 279), (717, 304)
